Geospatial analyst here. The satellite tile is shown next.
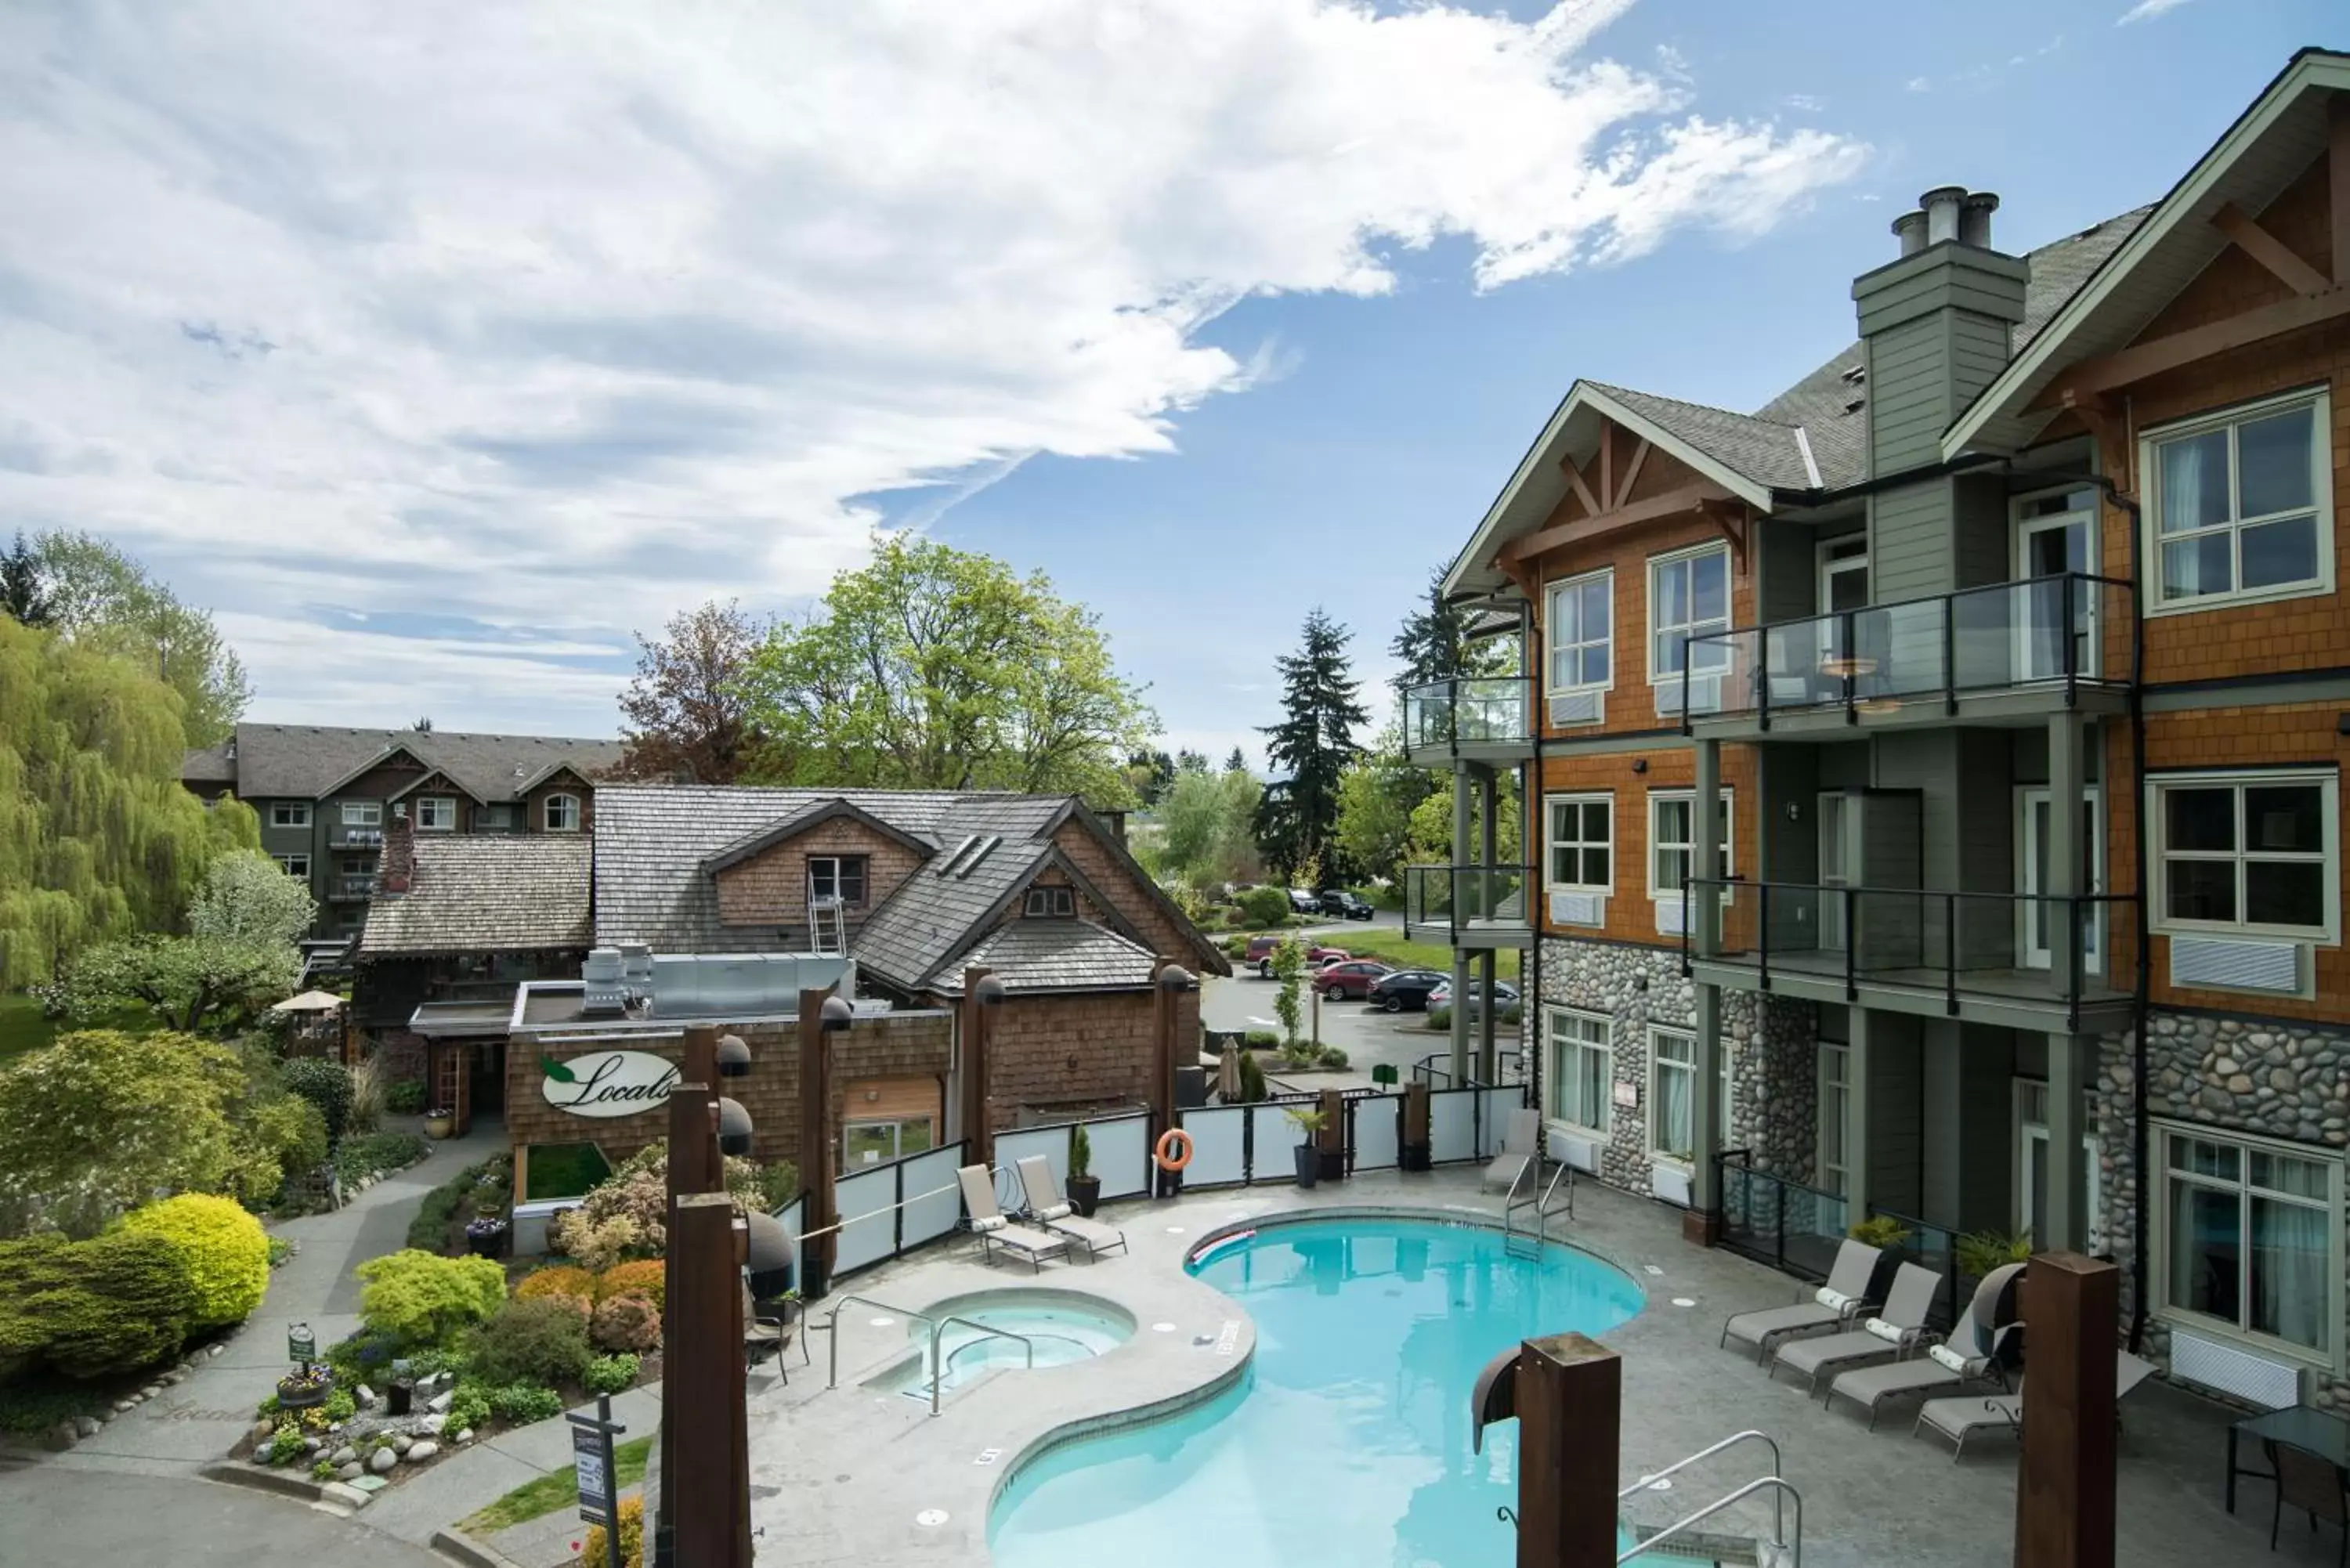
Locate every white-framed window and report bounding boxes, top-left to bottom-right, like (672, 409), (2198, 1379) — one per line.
(1544, 793), (1612, 892)
(340, 800), (381, 827)
(544, 793), (581, 832)
(808, 854), (869, 906)
(1025, 885), (1076, 918)
(1817, 1041), (1849, 1198)
(269, 801), (311, 829)
(1545, 569), (1613, 695)
(844, 1117), (935, 1168)
(274, 854), (311, 879)
(1649, 1027), (1695, 1164)
(2016, 1078), (2102, 1253)
(1649, 542), (1732, 681)
(2016, 785), (2106, 974)
(414, 796), (457, 831)
(2148, 769), (2337, 943)
(2157, 1122), (2342, 1364)
(1648, 789), (1734, 901)
(2142, 388), (2333, 613)
(1544, 1008), (1611, 1136)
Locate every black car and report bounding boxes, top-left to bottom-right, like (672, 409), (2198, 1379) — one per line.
(1316, 889), (1376, 920)
(1285, 887), (1321, 916)
(1366, 968), (1448, 1013)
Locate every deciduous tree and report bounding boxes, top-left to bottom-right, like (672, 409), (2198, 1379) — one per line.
(186, 850), (317, 946)
(47, 934), (298, 1035)
(31, 532), (250, 745)
(616, 598), (768, 784)
(1254, 609), (1368, 879)
(1155, 767), (1263, 890)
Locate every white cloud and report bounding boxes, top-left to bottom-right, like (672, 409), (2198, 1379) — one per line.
(2117, 0), (2195, 23)
(1782, 94), (1826, 112)
(0, 1), (1867, 734)
(1905, 77), (1932, 92)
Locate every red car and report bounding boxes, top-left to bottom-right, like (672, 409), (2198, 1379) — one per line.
(1317, 959), (1394, 1001)
(1242, 936), (1355, 977)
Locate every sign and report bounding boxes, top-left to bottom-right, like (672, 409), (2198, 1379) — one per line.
(572, 1423), (612, 1524)
(1611, 1081), (1639, 1109)
(540, 1050), (680, 1118)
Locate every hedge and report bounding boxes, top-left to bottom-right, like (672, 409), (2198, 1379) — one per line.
(0, 1231), (201, 1378)
(118, 1194), (269, 1328)
(278, 1058), (353, 1143)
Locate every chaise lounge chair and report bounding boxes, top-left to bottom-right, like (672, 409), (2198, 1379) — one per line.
(1770, 1262), (1943, 1393)
(1719, 1239), (1882, 1364)
(1913, 1352), (2159, 1459)
(1015, 1155), (1129, 1261)
(1824, 1263), (2024, 1427)
(1482, 1108), (1544, 1194)
(957, 1164), (1071, 1273)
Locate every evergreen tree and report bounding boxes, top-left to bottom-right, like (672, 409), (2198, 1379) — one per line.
(1390, 566), (1513, 688)
(1223, 746), (1247, 774)
(1, 533), (52, 628)
(1254, 609), (1368, 880)
(1174, 749), (1209, 775)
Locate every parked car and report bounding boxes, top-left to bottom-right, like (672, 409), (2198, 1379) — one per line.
(1286, 887), (1321, 916)
(1426, 979), (1520, 1017)
(1242, 935), (1354, 977)
(1316, 889), (1376, 921)
(1365, 968), (1449, 1013)
(1317, 959), (1394, 1001)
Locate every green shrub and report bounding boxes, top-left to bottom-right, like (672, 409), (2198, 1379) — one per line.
(486, 1382), (566, 1425)
(267, 1423), (306, 1464)
(1426, 1005), (1452, 1031)
(118, 1193), (269, 1327)
(595, 1259), (666, 1309)
(515, 1265), (598, 1302)
(580, 1495), (645, 1568)
(1317, 1046), (1349, 1069)
(443, 1381), (492, 1435)
(583, 1353), (640, 1396)
(345, 1058), (385, 1136)
(1237, 886), (1292, 928)
(467, 1297), (593, 1388)
(385, 1078), (427, 1116)
(0, 1377), (109, 1437)
(1220, 934), (1249, 958)
(0, 1232), (200, 1378)
(1235, 1050), (1267, 1104)
(247, 1094), (328, 1198)
(324, 1328), (400, 1386)
(334, 1131), (428, 1187)
(323, 1387), (356, 1422)
(590, 1292), (660, 1354)
(1242, 1029), (1279, 1049)
(354, 1249), (506, 1346)
(267, 1237), (292, 1268)
(311, 1458), (338, 1481)
(1499, 1003), (1524, 1026)
(278, 1059), (353, 1143)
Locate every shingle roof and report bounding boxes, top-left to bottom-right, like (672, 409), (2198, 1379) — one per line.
(1585, 384), (1817, 491)
(851, 836), (1050, 989)
(357, 836), (591, 956)
(190, 723), (626, 804)
(943, 918), (1159, 993)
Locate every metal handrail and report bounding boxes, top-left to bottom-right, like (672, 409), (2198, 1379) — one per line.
(927, 1315), (1035, 1416)
(1623, 1475), (1802, 1566)
(1621, 1430), (1783, 1546)
(825, 1295), (938, 1389)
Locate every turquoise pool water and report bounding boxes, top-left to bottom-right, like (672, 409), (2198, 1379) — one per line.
(988, 1216), (1646, 1568)
(873, 1289), (1134, 1400)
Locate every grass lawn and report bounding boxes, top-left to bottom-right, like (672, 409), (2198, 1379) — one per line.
(0, 992), (56, 1064)
(459, 1433), (653, 1534)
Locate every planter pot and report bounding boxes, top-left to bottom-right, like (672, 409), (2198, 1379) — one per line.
(1293, 1143), (1319, 1189)
(276, 1375), (333, 1411)
(466, 1223), (509, 1259)
(1315, 1148), (1345, 1183)
(385, 1379), (413, 1417)
(423, 1115), (454, 1140)
(1065, 1175), (1102, 1219)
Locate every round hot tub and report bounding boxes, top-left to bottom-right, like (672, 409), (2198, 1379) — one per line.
(871, 1288), (1135, 1400)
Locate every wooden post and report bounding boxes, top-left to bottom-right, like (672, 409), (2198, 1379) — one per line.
(797, 987), (837, 1299)
(1152, 959), (1179, 1194)
(667, 1194), (751, 1568)
(1403, 1081), (1432, 1170)
(1318, 1087), (1345, 1179)
(960, 967), (993, 1171)
(657, 1072), (716, 1548)
(1517, 1331), (1619, 1568)
(682, 1023), (720, 1092)
(2015, 1252), (2118, 1568)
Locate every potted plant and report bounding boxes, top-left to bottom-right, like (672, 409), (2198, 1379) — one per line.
(1286, 1107), (1329, 1188)
(275, 1366), (334, 1411)
(465, 1213), (510, 1259)
(1065, 1125), (1102, 1218)
(1956, 1227), (2033, 1283)
(422, 1106), (454, 1140)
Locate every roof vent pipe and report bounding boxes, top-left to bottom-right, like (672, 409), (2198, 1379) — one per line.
(1891, 209), (1929, 257)
(1921, 186), (1966, 246)
(1958, 191), (2000, 249)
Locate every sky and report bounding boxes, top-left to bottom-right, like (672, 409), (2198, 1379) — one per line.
(1, 2), (2342, 767)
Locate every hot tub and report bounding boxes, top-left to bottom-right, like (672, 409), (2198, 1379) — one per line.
(869, 1288), (1135, 1402)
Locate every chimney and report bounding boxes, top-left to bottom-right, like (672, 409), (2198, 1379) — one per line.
(380, 812), (415, 894)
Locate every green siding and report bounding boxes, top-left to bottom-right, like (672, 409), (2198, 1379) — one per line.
(1870, 480), (1955, 603)
(1862, 1010), (1924, 1215)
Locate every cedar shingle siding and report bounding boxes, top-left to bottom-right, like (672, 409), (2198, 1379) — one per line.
(358, 836), (592, 956)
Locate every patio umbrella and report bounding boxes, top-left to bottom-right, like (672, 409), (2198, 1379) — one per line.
(271, 989), (348, 1013)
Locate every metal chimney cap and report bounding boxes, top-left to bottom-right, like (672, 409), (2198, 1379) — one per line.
(1917, 184), (1969, 208)
(819, 994), (855, 1033)
(716, 1095), (754, 1155)
(716, 1033), (751, 1076)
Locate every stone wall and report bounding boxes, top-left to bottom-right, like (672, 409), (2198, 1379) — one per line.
(981, 988), (1196, 1129)
(2088, 1009), (2350, 1413)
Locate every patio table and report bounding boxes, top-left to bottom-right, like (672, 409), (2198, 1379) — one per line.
(2228, 1404), (2350, 1512)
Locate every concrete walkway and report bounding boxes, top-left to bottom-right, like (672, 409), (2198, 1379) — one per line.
(357, 1383), (661, 1545)
(0, 1465), (450, 1567)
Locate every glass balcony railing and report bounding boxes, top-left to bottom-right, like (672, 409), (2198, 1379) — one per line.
(1668, 572), (2135, 729)
(1403, 864), (1534, 942)
(1401, 676), (1534, 761)
(331, 876), (378, 901)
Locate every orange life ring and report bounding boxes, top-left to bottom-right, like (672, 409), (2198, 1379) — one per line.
(1154, 1128), (1195, 1172)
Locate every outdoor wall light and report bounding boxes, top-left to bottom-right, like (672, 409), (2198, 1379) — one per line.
(1784, 800), (1802, 823)
(1156, 965), (1198, 994)
(743, 1209), (794, 1299)
(716, 1032), (752, 1077)
(974, 974), (1009, 1008)
(819, 994), (855, 1033)
(716, 1095), (754, 1156)
(1630, 758), (1647, 775)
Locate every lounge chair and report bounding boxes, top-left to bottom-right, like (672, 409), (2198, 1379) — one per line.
(958, 1164), (1070, 1272)
(1719, 1239), (1882, 1363)
(1824, 1263), (2024, 1427)
(1769, 1262), (1943, 1393)
(1913, 1353), (2159, 1459)
(1482, 1108), (1543, 1193)
(1015, 1155), (1128, 1261)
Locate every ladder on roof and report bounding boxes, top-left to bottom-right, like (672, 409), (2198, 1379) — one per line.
(808, 873), (846, 957)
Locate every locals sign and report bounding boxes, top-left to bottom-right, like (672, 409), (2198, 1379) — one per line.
(540, 1050), (679, 1118)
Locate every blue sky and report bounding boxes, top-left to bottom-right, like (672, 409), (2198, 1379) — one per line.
(1, 2), (2341, 764)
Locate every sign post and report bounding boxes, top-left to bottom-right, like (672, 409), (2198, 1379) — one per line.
(569, 1394), (627, 1568)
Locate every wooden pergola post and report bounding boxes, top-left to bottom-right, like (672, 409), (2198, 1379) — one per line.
(1477, 1331), (1618, 1568)
(797, 987), (837, 1300)
(667, 1193), (752, 1568)
(959, 966), (994, 1172)
(2015, 1252), (2118, 1568)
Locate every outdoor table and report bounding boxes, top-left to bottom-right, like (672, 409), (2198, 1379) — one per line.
(2227, 1404), (2350, 1512)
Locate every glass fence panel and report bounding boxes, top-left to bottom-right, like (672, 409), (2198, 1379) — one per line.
(1249, 1104), (1309, 1181)
(771, 1193), (805, 1293)
(1429, 1089), (1477, 1163)
(831, 1164), (898, 1276)
(991, 1126), (1068, 1206)
(1477, 1088), (1520, 1158)
(1083, 1114), (1152, 1200)
(1352, 1096), (1401, 1170)
(1404, 677), (1531, 750)
(1180, 1105), (1247, 1186)
(900, 1145), (967, 1249)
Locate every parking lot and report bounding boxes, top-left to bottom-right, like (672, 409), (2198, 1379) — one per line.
(1199, 945), (1520, 1095)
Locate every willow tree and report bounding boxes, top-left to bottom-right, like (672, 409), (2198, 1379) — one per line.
(0, 618), (258, 987)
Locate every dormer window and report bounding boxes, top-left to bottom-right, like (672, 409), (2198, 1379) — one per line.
(414, 797), (457, 831)
(808, 855), (868, 907)
(1025, 886), (1076, 918)
(544, 793), (580, 833)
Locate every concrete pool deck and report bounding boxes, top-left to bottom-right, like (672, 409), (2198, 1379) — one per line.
(748, 1169), (2313, 1568)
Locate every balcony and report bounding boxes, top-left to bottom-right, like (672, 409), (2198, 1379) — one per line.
(1666, 573), (2135, 740)
(1401, 677), (1535, 766)
(329, 876), (378, 901)
(1403, 864), (1535, 948)
(1679, 878), (2135, 1031)
(331, 826), (385, 849)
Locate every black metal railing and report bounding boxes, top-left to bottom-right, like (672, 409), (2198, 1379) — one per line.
(331, 876), (378, 900)
(1404, 864), (1535, 941)
(1401, 675), (1534, 761)
(1680, 877), (2136, 1028)
(1672, 571), (2137, 732)
(1864, 1202), (1960, 1331)
(1410, 1050), (1525, 1089)
(1716, 1150), (1849, 1281)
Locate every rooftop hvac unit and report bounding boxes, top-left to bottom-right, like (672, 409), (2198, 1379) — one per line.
(617, 942), (653, 990)
(580, 946), (629, 1017)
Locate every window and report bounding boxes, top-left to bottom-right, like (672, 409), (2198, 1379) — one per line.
(340, 800), (381, 827)
(1544, 1009), (1611, 1135)
(2145, 390), (2332, 611)
(1650, 1028), (1694, 1163)
(808, 854), (869, 906)
(1650, 544), (1731, 680)
(1546, 570), (1612, 693)
(414, 796), (457, 831)
(844, 1117), (936, 1168)
(1649, 789), (1734, 901)
(340, 855), (373, 876)
(2160, 1125), (2341, 1360)
(2150, 770), (2337, 941)
(274, 854), (311, 879)
(1817, 1042), (1849, 1199)
(2016, 1079), (2102, 1253)
(543, 793), (580, 832)
(269, 801), (311, 829)
(1025, 885), (1076, 918)
(475, 804), (515, 831)
(1545, 794), (1612, 891)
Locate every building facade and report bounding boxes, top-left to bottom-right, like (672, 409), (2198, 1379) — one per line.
(1424, 51), (2350, 1412)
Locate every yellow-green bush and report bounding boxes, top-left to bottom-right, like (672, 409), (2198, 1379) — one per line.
(0, 1230), (201, 1377)
(578, 1495), (643, 1568)
(118, 1194), (269, 1327)
(353, 1249), (505, 1346)
(595, 1259), (665, 1309)
(514, 1265), (597, 1302)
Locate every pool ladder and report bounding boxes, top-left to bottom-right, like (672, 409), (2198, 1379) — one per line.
(1618, 1430), (1802, 1567)
(1502, 1153), (1574, 1259)
(821, 1294), (1037, 1417)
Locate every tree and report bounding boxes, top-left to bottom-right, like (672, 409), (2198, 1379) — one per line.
(1254, 609), (1368, 880)
(744, 536), (1155, 801)
(1332, 717), (1438, 889)
(1390, 566), (1514, 689)
(2, 533), (52, 627)
(1224, 747), (1247, 773)
(1126, 749), (1177, 806)
(1271, 936), (1305, 1051)
(1406, 775), (1521, 865)
(46, 934), (299, 1034)
(1175, 749), (1209, 775)
(186, 850), (316, 945)
(616, 598), (768, 784)
(1155, 768), (1264, 890)
(31, 532), (251, 745)
(411, 716), (433, 733)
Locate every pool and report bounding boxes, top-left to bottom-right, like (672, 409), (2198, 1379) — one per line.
(988, 1216), (1646, 1568)
(870, 1288), (1136, 1401)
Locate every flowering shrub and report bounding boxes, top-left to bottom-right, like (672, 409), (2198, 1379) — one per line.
(515, 1266), (598, 1302)
(353, 1249), (505, 1346)
(548, 1141), (795, 1268)
(118, 1194), (269, 1327)
(590, 1292), (660, 1354)
(578, 1494), (644, 1567)
(595, 1259), (665, 1309)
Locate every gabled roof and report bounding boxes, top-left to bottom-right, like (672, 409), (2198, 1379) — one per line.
(187, 724), (625, 804)
(702, 797), (933, 874)
(387, 768), (488, 807)
(1944, 49), (2350, 457)
(938, 918), (1161, 995)
(356, 836), (592, 956)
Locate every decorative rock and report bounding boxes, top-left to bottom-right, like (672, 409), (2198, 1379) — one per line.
(368, 1447), (397, 1474)
(337, 1462), (363, 1482)
(354, 1386), (376, 1409)
(427, 1390), (452, 1414)
(454, 1428), (474, 1444)
(417, 1414), (445, 1435)
(406, 1440), (439, 1461)
(330, 1445), (357, 1466)
(74, 1416), (99, 1438)
(139, 1385), (161, 1398)
(250, 1420), (280, 1448)
(45, 1422), (76, 1452)
(390, 1435), (412, 1455)
(2227, 1074), (2255, 1094)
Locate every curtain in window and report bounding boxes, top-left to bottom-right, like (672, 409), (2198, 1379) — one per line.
(2157, 432), (2222, 599)
(2169, 1179), (2240, 1325)
(2251, 1195), (2329, 1352)
(1654, 1057), (1692, 1158)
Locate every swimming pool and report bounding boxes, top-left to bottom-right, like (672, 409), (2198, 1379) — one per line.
(988, 1215), (1646, 1568)
(872, 1288), (1136, 1401)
